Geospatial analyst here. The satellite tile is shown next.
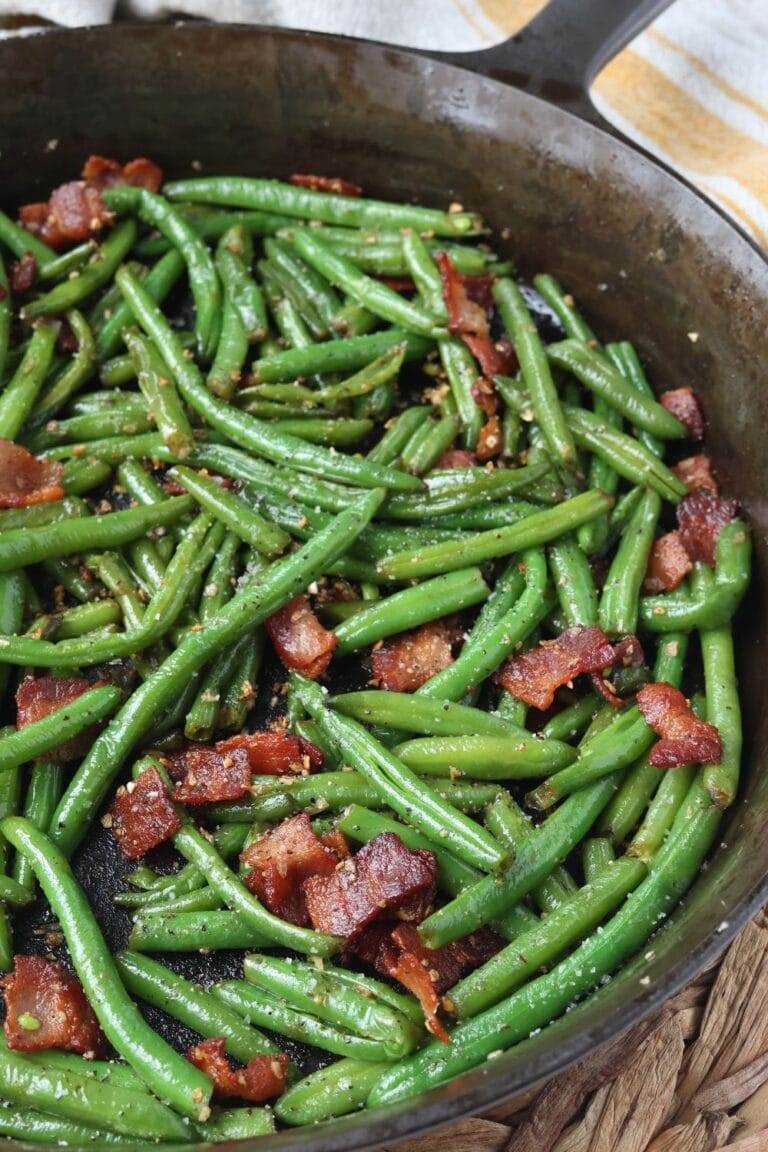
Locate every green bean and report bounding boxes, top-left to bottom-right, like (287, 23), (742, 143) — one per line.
(439, 338), (483, 448)
(639, 520), (751, 631)
(582, 837), (616, 882)
(185, 632), (253, 741)
(599, 488), (661, 636)
(0, 762), (21, 968)
(418, 771), (620, 947)
(0, 210), (57, 267)
(26, 404), (153, 453)
(116, 823), (249, 910)
(92, 551), (146, 632)
(263, 415), (371, 446)
(401, 230), (448, 320)
(133, 886), (224, 916)
(0, 255), (9, 382)
(331, 691), (531, 739)
(115, 264), (424, 492)
(493, 278), (579, 479)
(0, 494), (192, 574)
(198, 1107), (274, 1141)
(133, 209), (294, 257)
(598, 753), (665, 845)
(700, 605), (741, 810)
(60, 455), (113, 495)
(605, 341), (664, 457)
(628, 763), (695, 861)
(22, 220), (137, 319)
(29, 310), (97, 426)
(547, 339), (685, 439)
(0, 1042), (191, 1140)
(317, 343), (405, 405)
(170, 465), (289, 556)
(115, 952), (281, 1059)
(0, 572), (24, 703)
(1, 817), (212, 1121)
(41, 557), (99, 604)
(416, 548), (550, 701)
(399, 409), (460, 475)
(164, 175), (482, 236)
(96, 249), (186, 363)
(292, 231), (442, 337)
(377, 489), (612, 579)
(130, 910), (271, 952)
(218, 630), (263, 730)
(334, 567), (488, 654)
(124, 328), (194, 458)
(290, 673), (506, 872)
(243, 954), (419, 1056)
(217, 224), (267, 341)
(447, 856), (646, 1019)
(37, 240), (97, 283)
(606, 485), (644, 547)
(104, 188), (221, 358)
(254, 326), (429, 384)
(275, 1058), (391, 1126)
(0, 685), (121, 772)
(383, 463), (550, 522)
(0, 1105), (131, 1145)
(0, 324), (57, 438)
(367, 405), (430, 464)
(11, 761), (63, 897)
(548, 535), (598, 627)
(393, 732), (574, 779)
(430, 499), (541, 532)
(318, 962), (424, 1026)
(206, 290), (249, 399)
(264, 237), (342, 336)
(213, 980), (396, 1061)
(564, 405), (686, 502)
(485, 792), (575, 914)
(541, 696), (601, 743)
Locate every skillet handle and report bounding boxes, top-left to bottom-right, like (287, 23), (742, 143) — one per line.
(432, 0), (674, 130)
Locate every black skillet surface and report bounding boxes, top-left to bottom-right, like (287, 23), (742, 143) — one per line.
(0, 0), (767, 1147)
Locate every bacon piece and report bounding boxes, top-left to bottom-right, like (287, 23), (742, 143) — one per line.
(0, 440), (64, 508)
(20, 182), (113, 250)
(637, 682), (722, 768)
(498, 626), (617, 711)
(476, 414), (502, 462)
(2, 955), (103, 1055)
(170, 745), (251, 805)
(187, 1038), (289, 1102)
(464, 332), (516, 378)
(644, 532), (692, 594)
(434, 449), (476, 470)
(435, 251), (515, 376)
(81, 155), (163, 192)
(288, 173), (362, 197)
(612, 635), (645, 668)
(110, 767), (181, 860)
(304, 832), (438, 940)
(265, 594), (336, 679)
(216, 731), (323, 776)
(240, 813), (341, 926)
(660, 387), (705, 440)
(673, 454), (718, 495)
(460, 274), (496, 316)
(321, 827), (350, 859)
(677, 492), (738, 566)
(371, 617), (462, 693)
(15, 676), (104, 761)
(9, 253), (37, 294)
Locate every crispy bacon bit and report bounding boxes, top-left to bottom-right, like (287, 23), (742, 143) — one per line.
(110, 767), (181, 860)
(9, 253), (37, 294)
(187, 1038), (289, 1102)
(636, 682), (722, 768)
(217, 731), (323, 776)
(304, 832), (438, 940)
(240, 813), (341, 926)
(498, 626), (617, 711)
(613, 635), (645, 668)
(265, 595), (336, 680)
(644, 532), (692, 594)
(2, 955), (103, 1054)
(435, 251), (515, 377)
(170, 745), (251, 805)
(660, 387), (705, 440)
(81, 155), (163, 192)
(460, 274), (496, 316)
(476, 414), (502, 462)
(371, 617), (462, 693)
(321, 827), (350, 859)
(0, 440), (64, 508)
(673, 454), (718, 495)
(434, 449), (476, 470)
(288, 173), (362, 197)
(15, 676), (103, 761)
(20, 183), (113, 251)
(677, 492), (738, 566)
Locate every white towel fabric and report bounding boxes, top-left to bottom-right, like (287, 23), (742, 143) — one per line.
(1, 0), (766, 245)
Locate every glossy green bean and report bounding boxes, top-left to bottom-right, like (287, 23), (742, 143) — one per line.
(599, 488), (661, 636)
(275, 1058), (391, 1126)
(124, 328), (195, 458)
(0, 210), (57, 267)
(0, 685), (121, 772)
(627, 763), (695, 861)
(605, 341), (664, 457)
(548, 535), (598, 627)
(393, 732), (574, 779)
(439, 338), (483, 448)
(331, 691), (530, 739)
(485, 792), (576, 914)
(0, 324), (57, 439)
(170, 465), (289, 556)
(402, 231), (448, 320)
(22, 220), (137, 318)
(217, 224), (267, 341)
(564, 404), (685, 502)
(367, 405), (430, 464)
(29, 310), (97, 426)
(96, 249), (186, 362)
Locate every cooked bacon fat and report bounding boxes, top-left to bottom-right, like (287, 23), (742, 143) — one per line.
(240, 813), (341, 926)
(304, 832), (438, 940)
(110, 767), (181, 860)
(0, 440), (64, 508)
(187, 1038), (290, 1102)
(636, 682), (722, 768)
(2, 955), (103, 1054)
(498, 625), (617, 711)
(644, 532), (693, 594)
(265, 595), (337, 679)
(371, 617), (462, 693)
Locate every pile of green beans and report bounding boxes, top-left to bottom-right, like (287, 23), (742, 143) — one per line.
(0, 166), (750, 1144)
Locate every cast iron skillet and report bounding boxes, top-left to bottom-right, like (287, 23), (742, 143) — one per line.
(1, 0), (767, 1147)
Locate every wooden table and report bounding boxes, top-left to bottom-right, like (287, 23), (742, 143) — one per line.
(386, 914), (768, 1152)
